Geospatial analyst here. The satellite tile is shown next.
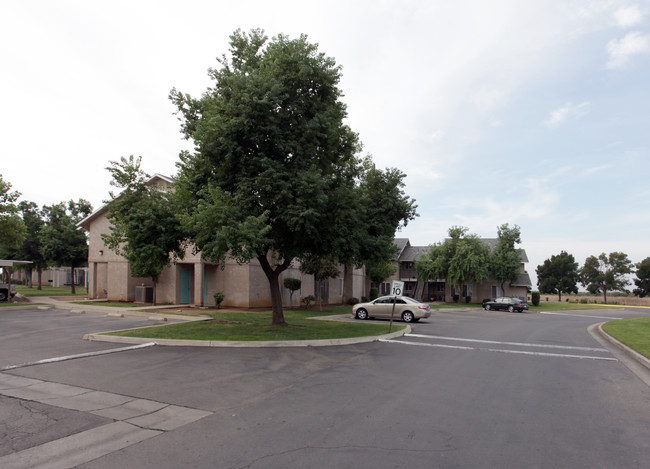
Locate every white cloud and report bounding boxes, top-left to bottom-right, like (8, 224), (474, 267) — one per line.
(428, 129), (446, 143)
(544, 101), (591, 127)
(614, 6), (643, 27)
(581, 164), (611, 176)
(606, 31), (650, 68)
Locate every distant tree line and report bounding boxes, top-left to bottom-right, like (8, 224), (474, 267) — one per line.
(0, 173), (92, 294)
(536, 250), (648, 304)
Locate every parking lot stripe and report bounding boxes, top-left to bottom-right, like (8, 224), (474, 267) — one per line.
(0, 342), (157, 371)
(406, 334), (609, 352)
(381, 339), (618, 361)
(540, 311), (623, 320)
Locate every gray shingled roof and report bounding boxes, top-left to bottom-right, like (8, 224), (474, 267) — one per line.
(392, 238), (411, 260)
(512, 272), (532, 288)
(399, 238), (528, 263)
(400, 246), (431, 262)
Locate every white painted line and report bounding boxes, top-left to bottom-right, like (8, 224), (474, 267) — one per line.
(484, 348), (618, 361)
(0, 342), (157, 371)
(540, 311), (623, 320)
(406, 334), (609, 352)
(380, 339), (475, 350)
(381, 339), (618, 361)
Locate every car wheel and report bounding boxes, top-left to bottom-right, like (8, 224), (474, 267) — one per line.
(484, 304), (491, 311)
(508, 305), (514, 313)
(402, 311), (415, 323)
(355, 308), (368, 320)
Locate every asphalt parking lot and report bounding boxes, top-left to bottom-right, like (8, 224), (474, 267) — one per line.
(1, 304), (650, 468)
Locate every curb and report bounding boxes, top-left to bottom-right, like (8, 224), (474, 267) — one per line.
(589, 322), (650, 387)
(30, 298), (210, 322)
(83, 324), (411, 348)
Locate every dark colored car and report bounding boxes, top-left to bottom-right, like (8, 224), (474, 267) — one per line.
(482, 297), (527, 312)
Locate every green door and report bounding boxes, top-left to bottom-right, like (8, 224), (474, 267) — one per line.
(180, 270), (190, 304)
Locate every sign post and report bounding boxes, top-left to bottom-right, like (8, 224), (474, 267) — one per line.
(389, 281), (404, 333)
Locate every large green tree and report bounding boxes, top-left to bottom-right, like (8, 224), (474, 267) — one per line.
(536, 251), (579, 301)
(580, 252), (633, 304)
(416, 226), (490, 302)
(171, 29), (415, 325)
(15, 201), (47, 289)
(490, 223), (522, 295)
(102, 156), (186, 305)
(0, 174), (26, 254)
(40, 200), (92, 294)
(633, 257), (650, 298)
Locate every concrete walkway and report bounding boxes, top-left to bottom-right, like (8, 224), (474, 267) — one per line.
(0, 372), (212, 469)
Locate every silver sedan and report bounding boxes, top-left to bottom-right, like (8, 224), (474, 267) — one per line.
(352, 296), (431, 323)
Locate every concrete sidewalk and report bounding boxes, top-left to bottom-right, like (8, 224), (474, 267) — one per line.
(27, 296), (210, 322)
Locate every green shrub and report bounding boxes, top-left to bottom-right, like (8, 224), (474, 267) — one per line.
(452, 294), (460, 303)
(580, 298), (588, 304)
(361, 296), (370, 303)
(347, 297), (359, 305)
(369, 288), (378, 300)
(465, 296), (471, 303)
(531, 291), (540, 306)
(213, 292), (224, 309)
(301, 295), (316, 308)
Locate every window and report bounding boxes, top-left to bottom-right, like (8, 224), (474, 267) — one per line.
(452, 285), (473, 298)
(491, 286), (503, 298)
(381, 282), (391, 295)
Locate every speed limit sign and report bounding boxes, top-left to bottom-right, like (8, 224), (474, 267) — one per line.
(391, 281), (404, 297)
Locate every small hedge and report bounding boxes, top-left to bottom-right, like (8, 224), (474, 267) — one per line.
(531, 291), (540, 306)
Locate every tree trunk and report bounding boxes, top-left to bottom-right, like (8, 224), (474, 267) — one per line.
(152, 277), (158, 306)
(6, 267), (13, 303)
(37, 267), (43, 290)
(70, 266), (76, 294)
(258, 253), (292, 326)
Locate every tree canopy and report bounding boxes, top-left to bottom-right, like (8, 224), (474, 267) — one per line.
(416, 226), (490, 301)
(171, 29), (416, 325)
(103, 156), (186, 304)
(0, 174), (26, 254)
(633, 257), (650, 298)
(490, 223), (522, 295)
(14, 201), (47, 288)
(40, 199), (92, 294)
(580, 252), (633, 304)
(536, 251), (579, 301)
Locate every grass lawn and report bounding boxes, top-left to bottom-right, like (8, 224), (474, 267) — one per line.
(431, 302), (613, 311)
(602, 318), (650, 360)
(16, 285), (88, 297)
(72, 301), (139, 308)
(108, 307), (404, 341)
(530, 302), (613, 311)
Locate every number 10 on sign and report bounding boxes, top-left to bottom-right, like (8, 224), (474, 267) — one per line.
(391, 281), (404, 298)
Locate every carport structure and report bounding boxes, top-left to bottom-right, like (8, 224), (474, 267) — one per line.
(0, 259), (32, 301)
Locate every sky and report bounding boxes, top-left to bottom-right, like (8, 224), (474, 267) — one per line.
(2, 0), (649, 289)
